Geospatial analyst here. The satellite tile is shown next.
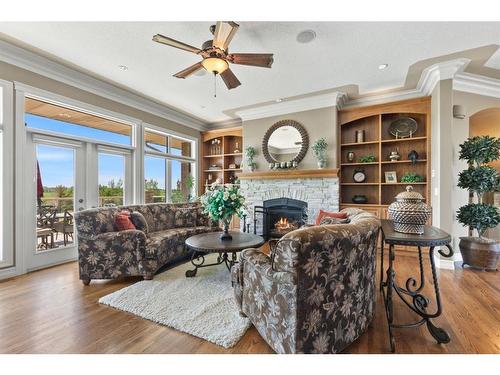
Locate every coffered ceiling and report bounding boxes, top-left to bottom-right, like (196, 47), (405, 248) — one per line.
(0, 22), (500, 126)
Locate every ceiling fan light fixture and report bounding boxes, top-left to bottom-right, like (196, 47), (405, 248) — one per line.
(202, 57), (229, 74)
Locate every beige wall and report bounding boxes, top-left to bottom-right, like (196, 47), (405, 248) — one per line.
(242, 107), (337, 171)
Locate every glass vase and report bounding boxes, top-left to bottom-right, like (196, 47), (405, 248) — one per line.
(220, 217), (233, 241)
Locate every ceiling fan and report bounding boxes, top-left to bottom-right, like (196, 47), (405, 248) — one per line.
(152, 21), (274, 91)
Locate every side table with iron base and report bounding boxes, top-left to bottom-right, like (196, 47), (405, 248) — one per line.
(380, 219), (454, 353)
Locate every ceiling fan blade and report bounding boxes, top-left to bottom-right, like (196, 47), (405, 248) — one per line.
(227, 53), (274, 68)
(220, 68), (241, 90)
(153, 34), (201, 54)
(212, 21), (239, 51)
(173, 62), (204, 79)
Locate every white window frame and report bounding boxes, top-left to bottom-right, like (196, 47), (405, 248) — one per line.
(0, 79), (14, 272)
(143, 123), (198, 203)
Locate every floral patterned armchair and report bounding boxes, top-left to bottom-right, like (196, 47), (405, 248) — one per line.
(231, 208), (380, 353)
(75, 202), (219, 285)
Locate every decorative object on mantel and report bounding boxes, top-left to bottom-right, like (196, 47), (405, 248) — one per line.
(388, 117), (418, 139)
(352, 195), (368, 204)
(353, 168), (366, 183)
(262, 119), (309, 168)
(269, 160), (298, 170)
(401, 172), (424, 183)
(312, 137), (328, 169)
(358, 155), (376, 163)
(385, 171), (397, 184)
(408, 150), (419, 164)
(355, 129), (365, 143)
(389, 149), (401, 162)
(456, 136), (500, 271)
(201, 183), (246, 241)
(347, 151), (355, 163)
(388, 185), (432, 234)
(245, 146), (257, 172)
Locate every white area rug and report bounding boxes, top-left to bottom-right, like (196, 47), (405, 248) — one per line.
(99, 255), (251, 348)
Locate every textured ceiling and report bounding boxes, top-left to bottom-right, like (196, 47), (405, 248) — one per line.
(0, 22), (499, 124)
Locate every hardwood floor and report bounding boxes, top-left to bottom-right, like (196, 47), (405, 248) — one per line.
(0, 251), (498, 354)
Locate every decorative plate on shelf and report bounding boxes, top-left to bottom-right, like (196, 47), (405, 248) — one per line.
(388, 117), (418, 138)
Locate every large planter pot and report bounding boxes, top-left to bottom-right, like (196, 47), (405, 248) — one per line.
(459, 236), (500, 271)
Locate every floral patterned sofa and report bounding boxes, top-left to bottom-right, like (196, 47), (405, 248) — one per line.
(231, 208), (380, 353)
(75, 202), (219, 285)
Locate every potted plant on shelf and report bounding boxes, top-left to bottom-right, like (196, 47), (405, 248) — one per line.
(312, 138), (328, 169)
(457, 135), (500, 271)
(201, 183), (246, 241)
(245, 146), (257, 172)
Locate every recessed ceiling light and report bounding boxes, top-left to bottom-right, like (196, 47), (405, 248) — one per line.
(296, 30), (316, 44)
(378, 64), (389, 70)
(275, 98), (284, 103)
(118, 65), (128, 71)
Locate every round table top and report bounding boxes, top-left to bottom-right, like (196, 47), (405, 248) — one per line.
(185, 231), (265, 253)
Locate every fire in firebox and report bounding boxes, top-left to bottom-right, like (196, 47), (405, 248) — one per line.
(272, 217), (299, 237)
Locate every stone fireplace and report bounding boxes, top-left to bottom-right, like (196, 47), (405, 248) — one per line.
(238, 170), (339, 236)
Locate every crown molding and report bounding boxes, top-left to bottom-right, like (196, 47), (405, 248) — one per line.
(340, 58), (471, 109)
(453, 72), (500, 99)
(205, 117), (242, 130)
(0, 40), (208, 131)
(234, 92), (344, 122)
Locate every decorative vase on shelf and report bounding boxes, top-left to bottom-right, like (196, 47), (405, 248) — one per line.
(347, 151), (355, 162)
(318, 158), (327, 169)
(220, 218), (233, 241)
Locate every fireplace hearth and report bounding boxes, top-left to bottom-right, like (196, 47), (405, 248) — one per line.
(249, 198), (307, 240)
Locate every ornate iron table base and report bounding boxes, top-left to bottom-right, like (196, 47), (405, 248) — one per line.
(185, 250), (238, 277)
(380, 220), (454, 353)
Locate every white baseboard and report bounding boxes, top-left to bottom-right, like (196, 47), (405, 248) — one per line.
(437, 258), (456, 270)
(0, 266), (18, 281)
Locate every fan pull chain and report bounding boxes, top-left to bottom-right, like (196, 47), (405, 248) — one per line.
(213, 72), (217, 98)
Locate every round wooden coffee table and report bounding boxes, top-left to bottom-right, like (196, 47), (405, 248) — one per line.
(184, 231), (265, 277)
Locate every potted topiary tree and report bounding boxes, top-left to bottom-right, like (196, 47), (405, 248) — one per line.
(457, 135), (500, 271)
(245, 146), (257, 172)
(312, 138), (328, 169)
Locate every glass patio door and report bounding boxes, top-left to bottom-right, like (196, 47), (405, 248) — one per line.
(25, 133), (86, 271)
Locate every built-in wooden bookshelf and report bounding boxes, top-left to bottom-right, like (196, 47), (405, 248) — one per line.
(201, 127), (243, 230)
(338, 97), (431, 224)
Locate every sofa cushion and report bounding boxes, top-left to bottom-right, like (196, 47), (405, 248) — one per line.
(145, 226), (220, 261)
(315, 209), (348, 225)
(114, 211), (136, 231)
(130, 211), (149, 233)
(319, 216), (350, 225)
(174, 207), (197, 228)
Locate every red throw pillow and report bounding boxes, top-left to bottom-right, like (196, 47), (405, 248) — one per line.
(114, 211), (136, 231)
(315, 210), (348, 226)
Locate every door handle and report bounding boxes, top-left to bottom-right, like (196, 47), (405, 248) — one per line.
(78, 199), (84, 203)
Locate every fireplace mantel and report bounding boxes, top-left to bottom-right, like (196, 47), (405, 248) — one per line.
(237, 168), (338, 180)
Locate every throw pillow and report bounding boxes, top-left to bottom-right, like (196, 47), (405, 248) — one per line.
(315, 209), (348, 225)
(114, 211), (136, 231)
(130, 211), (148, 233)
(319, 217), (351, 225)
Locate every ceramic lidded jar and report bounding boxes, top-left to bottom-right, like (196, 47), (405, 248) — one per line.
(388, 185), (431, 234)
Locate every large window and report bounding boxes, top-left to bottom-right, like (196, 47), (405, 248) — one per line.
(25, 97), (132, 146)
(144, 128), (196, 204)
(98, 152), (125, 206)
